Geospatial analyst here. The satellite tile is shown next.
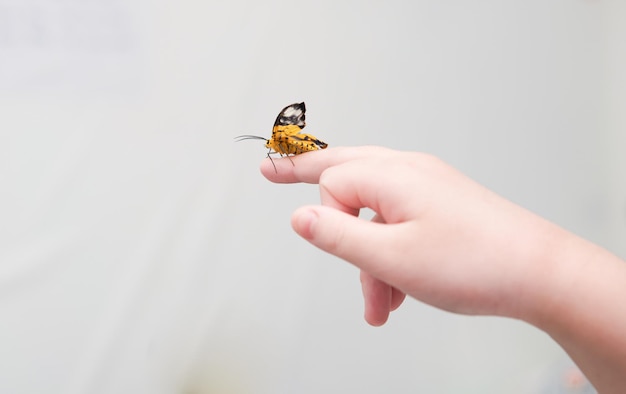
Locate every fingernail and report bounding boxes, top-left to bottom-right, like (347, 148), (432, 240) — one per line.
(293, 208), (318, 240)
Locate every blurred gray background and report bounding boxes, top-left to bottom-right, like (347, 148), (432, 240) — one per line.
(1, 0), (624, 393)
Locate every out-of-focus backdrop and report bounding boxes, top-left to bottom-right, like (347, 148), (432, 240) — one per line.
(1, 1), (624, 393)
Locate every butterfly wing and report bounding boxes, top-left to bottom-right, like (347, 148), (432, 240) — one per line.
(288, 133), (328, 150)
(272, 102), (306, 136)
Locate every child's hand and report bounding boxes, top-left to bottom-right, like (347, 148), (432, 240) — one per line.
(261, 146), (626, 393)
(262, 147), (557, 323)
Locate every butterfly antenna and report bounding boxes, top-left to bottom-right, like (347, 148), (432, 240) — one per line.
(234, 135), (268, 142)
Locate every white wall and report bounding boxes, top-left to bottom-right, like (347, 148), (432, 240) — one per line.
(0, 1), (623, 393)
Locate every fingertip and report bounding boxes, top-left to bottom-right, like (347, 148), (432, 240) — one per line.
(365, 311), (390, 327)
(291, 206), (319, 240)
(259, 157), (300, 183)
(361, 272), (392, 326)
(259, 158), (278, 180)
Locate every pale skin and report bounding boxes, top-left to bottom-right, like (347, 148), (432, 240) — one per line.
(260, 146), (626, 394)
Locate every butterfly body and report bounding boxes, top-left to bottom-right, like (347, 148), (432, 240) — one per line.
(235, 102), (327, 171)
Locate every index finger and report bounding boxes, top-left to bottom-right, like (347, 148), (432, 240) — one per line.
(260, 146), (396, 184)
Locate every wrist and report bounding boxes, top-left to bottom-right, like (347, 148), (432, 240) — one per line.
(487, 208), (570, 323)
(513, 224), (584, 328)
(514, 224), (626, 392)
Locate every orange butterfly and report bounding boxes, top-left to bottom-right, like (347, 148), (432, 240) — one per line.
(235, 102), (328, 172)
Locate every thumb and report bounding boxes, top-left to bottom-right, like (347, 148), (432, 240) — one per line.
(291, 205), (405, 275)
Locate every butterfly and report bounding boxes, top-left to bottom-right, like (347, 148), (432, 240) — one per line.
(235, 102), (328, 172)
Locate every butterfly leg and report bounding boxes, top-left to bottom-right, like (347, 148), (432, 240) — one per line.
(266, 148), (277, 173)
(275, 148), (294, 167)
